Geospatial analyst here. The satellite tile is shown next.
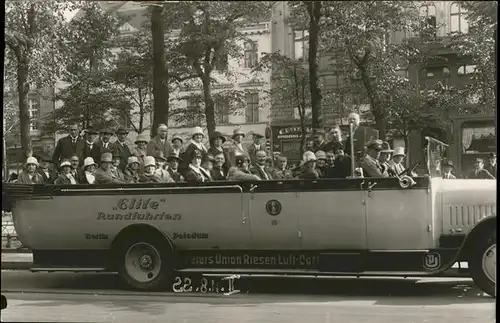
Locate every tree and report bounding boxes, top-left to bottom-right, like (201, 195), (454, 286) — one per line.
(166, 1), (272, 138)
(43, 2), (126, 132)
(5, 0), (78, 157)
(319, 1), (434, 139)
(446, 1), (497, 115)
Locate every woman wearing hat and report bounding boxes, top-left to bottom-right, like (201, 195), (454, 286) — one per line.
(139, 156), (162, 183)
(227, 128), (248, 166)
(389, 147), (406, 176)
(227, 155), (260, 181)
(79, 157), (98, 184)
(123, 156), (141, 183)
(54, 160), (79, 185)
(297, 151), (320, 179)
(170, 133), (184, 157)
(207, 131), (230, 172)
(314, 150), (328, 178)
(17, 157), (44, 184)
(133, 134), (149, 165)
(184, 150), (208, 183)
(180, 126), (208, 173)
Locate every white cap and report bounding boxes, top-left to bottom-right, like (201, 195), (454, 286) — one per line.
(26, 157), (39, 166)
(393, 147), (406, 157)
(302, 151), (317, 163)
(83, 157), (97, 168)
(143, 156), (156, 167)
(192, 126), (204, 138)
(157, 124), (168, 131)
(127, 156), (140, 165)
(60, 160), (71, 168)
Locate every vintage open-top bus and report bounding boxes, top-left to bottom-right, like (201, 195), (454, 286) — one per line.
(2, 137), (496, 297)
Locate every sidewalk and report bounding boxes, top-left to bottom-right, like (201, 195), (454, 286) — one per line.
(1, 253), (32, 270)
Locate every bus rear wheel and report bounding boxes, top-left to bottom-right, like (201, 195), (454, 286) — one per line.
(468, 230), (496, 298)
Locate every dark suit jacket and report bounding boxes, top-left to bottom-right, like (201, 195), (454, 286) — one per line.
(37, 168), (58, 184)
(247, 143), (264, 165)
(344, 126), (378, 161)
(52, 136), (85, 164)
(167, 168), (184, 182)
(207, 147), (230, 171)
(184, 168), (206, 183)
(485, 164), (497, 178)
(249, 165), (273, 180)
(147, 136), (172, 159)
(180, 143), (207, 173)
(78, 141), (95, 165)
(211, 167), (227, 181)
(112, 141), (132, 171)
(90, 141), (114, 164)
(467, 169), (495, 179)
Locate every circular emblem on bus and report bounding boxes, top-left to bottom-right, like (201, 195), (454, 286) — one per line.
(266, 200), (282, 216)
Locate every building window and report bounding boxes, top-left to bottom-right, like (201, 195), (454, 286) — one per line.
(425, 66), (450, 79)
(186, 98), (203, 127)
(395, 68), (408, 79)
(28, 98), (39, 131)
(420, 5), (437, 27)
(245, 92), (259, 123)
(294, 30), (309, 61)
(450, 2), (468, 33)
(458, 64), (477, 75)
(215, 99), (230, 125)
(244, 41), (258, 69)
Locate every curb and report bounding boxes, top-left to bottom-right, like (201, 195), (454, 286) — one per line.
(1, 262), (32, 270)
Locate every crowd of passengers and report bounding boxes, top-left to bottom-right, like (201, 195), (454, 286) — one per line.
(8, 113), (496, 185)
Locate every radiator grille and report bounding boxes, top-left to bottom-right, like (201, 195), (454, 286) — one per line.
(447, 204), (496, 229)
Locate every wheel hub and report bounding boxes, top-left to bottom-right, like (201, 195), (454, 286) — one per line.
(482, 244), (496, 283)
(124, 242), (162, 283)
(139, 254), (153, 270)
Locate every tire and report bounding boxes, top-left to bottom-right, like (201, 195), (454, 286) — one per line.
(116, 234), (174, 291)
(468, 230), (496, 297)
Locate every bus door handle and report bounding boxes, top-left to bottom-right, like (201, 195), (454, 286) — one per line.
(249, 184), (258, 193)
(367, 181), (377, 197)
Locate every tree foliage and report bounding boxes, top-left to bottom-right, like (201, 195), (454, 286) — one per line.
(165, 1), (272, 138)
(5, 0), (79, 157)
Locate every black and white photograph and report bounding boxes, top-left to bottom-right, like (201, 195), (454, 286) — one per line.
(2, 1), (496, 322)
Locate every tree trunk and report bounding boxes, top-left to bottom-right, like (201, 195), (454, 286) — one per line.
(138, 88), (144, 133)
(150, 6), (168, 138)
(357, 64), (387, 139)
(306, 1), (322, 129)
(16, 62), (32, 159)
(202, 75), (216, 138)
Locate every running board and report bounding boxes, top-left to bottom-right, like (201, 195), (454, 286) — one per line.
(30, 267), (107, 272)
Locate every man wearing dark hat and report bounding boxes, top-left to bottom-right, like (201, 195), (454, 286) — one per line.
(227, 155), (260, 181)
(441, 159), (456, 179)
(110, 152), (126, 182)
(378, 141), (396, 177)
(166, 154), (184, 182)
(52, 124), (85, 164)
(91, 129), (114, 164)
(112, 127), (132, 171)
(467, 158), (495, 179)
(247, 132), (264, 165)
(360, 139), (388, 177)
(486, 152), (496, 178)
(208, 131), (230, 171)
(95, 153), (126, 184)
(313, 128), (328, 153)
(78, 128), (99, 165)
(37, 153), (58, 184)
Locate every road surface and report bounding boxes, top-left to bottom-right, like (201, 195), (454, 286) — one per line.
(1, 271), (495, 323)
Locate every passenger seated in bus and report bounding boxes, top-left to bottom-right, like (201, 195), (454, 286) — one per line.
(207, 131), (230, 172)
(110, 152), (126, 182)
(271, 155), (293, 180)
(37, 153), (57, 184)
(154, 153), (175, 183)
(180, 127), (208, 174)
(297, 151), (320, 179)
(325, 151), (352, 178)
(378, 142), (397, 177)
(250, 150), (273, 180)
(199, 154), (215, 181)
(211, 152), (228, 181)
(165, 154), (184, 182)
(325, 150), (336, 168)
(440, 159), (457, 179)
(17, 157), (44, 184)
(312, 129), (328, 153)
(467, 158), (495, 179)
(68, 154), (80, 179)
(123, 156), (141, 183)
(227, 155), (260, 181)
(184, 150), (208, 183)
(170, 133), (184, 157)
(54, 160), (79, 185)
(133, 134), (149, 165)
(361, 140), (389, 178)
(95, 153), (126, 184)
(139, 156), (162, 183)
(314, 151), (328, 178)
(79, 157), (97, 184)
(389, 147), (406, 175)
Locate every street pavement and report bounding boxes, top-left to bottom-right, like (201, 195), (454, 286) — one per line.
(0, 271), (495, 323)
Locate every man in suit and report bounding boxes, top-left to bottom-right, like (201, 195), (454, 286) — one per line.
(250, 150), (273, 180)
(486, 152), (497, 178)
(211, 152), (228, 181)
(112, 127), (132, 171)
(78, 129), (99, 165)
(227, 128), (248, 166)
(166, 154), (184, 182)
(441, 159), (457, 179)
(344, 112), (378, 164)
(91, 129), (114, 165)
(36, 153), (58, 184)
(467, 158), (495, 179)
(94, 153), (126, 184)
(360, 139), (388, 178)
(313, 129), (329, 153)
(271, 155), (293, 180)
(52, 124), (85, 164)
(147, 124), (172, 158)
(247, 132), (264, 165)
